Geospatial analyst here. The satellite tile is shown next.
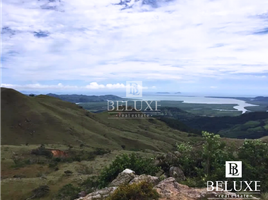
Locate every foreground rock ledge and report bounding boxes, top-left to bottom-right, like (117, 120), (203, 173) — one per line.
(76, 169), (243, 200)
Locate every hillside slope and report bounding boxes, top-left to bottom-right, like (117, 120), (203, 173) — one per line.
(1, 88), (195, 151)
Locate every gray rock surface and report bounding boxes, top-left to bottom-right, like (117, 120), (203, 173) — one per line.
(169, 166), (186, 181)
(109, 170), (136, 187)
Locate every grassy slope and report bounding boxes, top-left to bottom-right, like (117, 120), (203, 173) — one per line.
(1, 144), (155, 200)
(1, 87), (197, 151)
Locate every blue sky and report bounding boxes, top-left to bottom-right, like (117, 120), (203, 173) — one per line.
(1, 0), (268, 96)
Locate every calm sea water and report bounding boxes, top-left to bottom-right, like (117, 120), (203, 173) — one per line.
(137, 95), (258, 114)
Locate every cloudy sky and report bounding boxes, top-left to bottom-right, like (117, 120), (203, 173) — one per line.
(1, 0), (268, 96)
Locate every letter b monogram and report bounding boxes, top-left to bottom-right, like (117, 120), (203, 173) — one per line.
(226, 161), (242, 178)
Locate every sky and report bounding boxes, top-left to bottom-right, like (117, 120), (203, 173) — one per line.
(1, 0), (268, 96)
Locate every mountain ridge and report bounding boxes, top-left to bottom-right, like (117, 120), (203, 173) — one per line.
(1, 87), (193, 151)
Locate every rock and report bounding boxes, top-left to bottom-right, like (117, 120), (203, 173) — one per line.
(174, 151), (182, 157)
(122, 168), (135, 174)
(129, 174), (159, 186)
(76, 187), (117, 200)
(109, 170), (136, 186)
(154, 177), (243, 200)
(78, 191), (86, 197)
(77, 169), (243, 200)
(169, 166), (186, 181)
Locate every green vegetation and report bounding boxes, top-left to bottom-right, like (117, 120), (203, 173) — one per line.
(106, 181), (160, 200)
(157, 132), (268, 193)
(27, 185), (50, 199)
(238, 139), (268, 190)
(159, 108), (268, 139)
(98, 153), (160, 188)
(56, 184), (80, 200)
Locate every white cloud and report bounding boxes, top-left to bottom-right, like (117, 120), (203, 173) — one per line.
(0, 82), (159, 91)
(85, 82), (126, 89)
(2, 0), (268, 87)
(1, 83), (78, 90)
(1, 82), (127, 90)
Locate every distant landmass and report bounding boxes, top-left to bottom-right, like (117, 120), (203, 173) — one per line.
(254, 96), (268, 102)
(156, 92), (181, 94)
(46, 93), (123, 103)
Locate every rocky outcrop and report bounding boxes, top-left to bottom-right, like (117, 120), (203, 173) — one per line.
(129, 174), (159, 185)
(76, 187), (117, 200)
(77, 169), (243, 200)
(109, 168), (136, 187)
(169, 166), (185, 181)
(155, 177), (243, 200)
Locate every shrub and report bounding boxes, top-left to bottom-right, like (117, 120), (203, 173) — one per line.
(200, 131), (234, 181)
(28, 185), (50, 199)
(238, 139), (268, 192)
(106, 181), (160, 200)
(94, 148), (111, 155)
(64, 170), (73, 176)
(98, 153), (160, 188)
(80, 176), (100, 193)
(56, 184), (80, 200)
(48, 162), (58, 168)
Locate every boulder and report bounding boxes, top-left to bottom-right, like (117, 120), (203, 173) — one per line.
(109, 169), (136, 187)
(169, 166), (185, 181)
(78, 191), (86, 197)
(129, 174), (159, 186)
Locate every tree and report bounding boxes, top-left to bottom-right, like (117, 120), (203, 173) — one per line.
(199, 131), (233, 181)
(238, 139), (268, 191)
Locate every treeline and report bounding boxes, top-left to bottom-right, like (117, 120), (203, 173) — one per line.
(182, 112), (268, 138)
(157, 107), (268, 139)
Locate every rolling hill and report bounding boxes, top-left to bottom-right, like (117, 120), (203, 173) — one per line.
(156, 107), (268, 139)
(1, 87), (197, 151)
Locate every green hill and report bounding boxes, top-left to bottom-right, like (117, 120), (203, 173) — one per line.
(1, 88), (196, 151)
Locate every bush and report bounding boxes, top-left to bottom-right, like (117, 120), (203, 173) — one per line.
(56, 184), (80, 200)
(80, 176), (100, 193)
(28, 185), (50, 199)
(238, 139), (268, 192)
(200, 131), (234, 181)
(64, 170), (73, 176)
(106, 181), (160, 200)
(98, 153), (160, 188)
